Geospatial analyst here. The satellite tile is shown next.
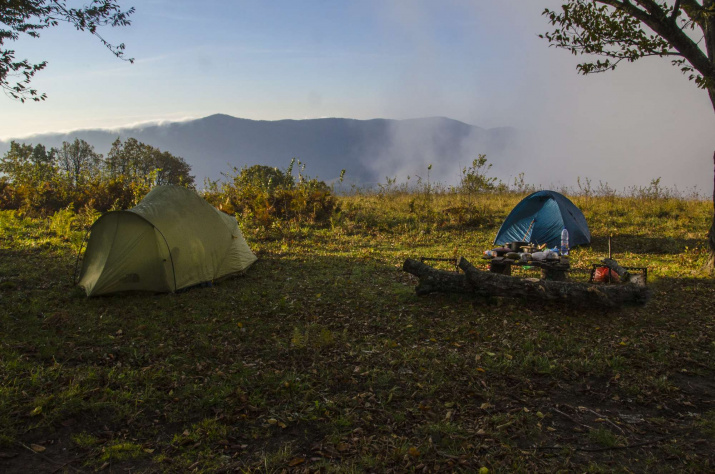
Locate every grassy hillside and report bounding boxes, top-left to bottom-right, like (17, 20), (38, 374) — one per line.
(1, 190), (714, 472)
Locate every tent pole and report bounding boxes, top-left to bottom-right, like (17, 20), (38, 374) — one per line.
(154, 226), (177, 292)
(72, 228), (91, 286)
(521, 219), (535, 242)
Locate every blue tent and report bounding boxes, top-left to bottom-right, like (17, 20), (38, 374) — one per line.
(494, 190), (590, 248)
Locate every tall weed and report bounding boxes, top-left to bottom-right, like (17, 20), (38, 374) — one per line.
(48, 206), (76, 240)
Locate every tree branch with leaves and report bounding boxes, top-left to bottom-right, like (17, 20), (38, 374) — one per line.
(541, 0), (715, 269)
(0, 0), (134, 102)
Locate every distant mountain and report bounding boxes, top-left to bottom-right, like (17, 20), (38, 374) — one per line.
(0, 114), (517, 186)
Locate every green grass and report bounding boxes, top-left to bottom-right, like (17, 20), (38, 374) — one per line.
(0, 190), (714, 472)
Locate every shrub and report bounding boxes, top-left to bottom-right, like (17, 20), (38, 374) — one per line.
(205, 159), (338, 229)
(0, 139), (193, 215)
(460, 155), (497, 194)
(0, 178), (21, 210)
(48, 206), (76, 239)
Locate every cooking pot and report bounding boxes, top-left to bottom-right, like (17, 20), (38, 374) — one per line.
(507, 241), (529, 252)
(491, 247), (511, 256)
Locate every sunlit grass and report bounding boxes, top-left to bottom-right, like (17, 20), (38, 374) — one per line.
(0, 187), (713, 472)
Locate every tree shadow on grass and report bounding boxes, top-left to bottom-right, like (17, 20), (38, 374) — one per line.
(589, 235), (703, 255)
(3, 248), (715, 472)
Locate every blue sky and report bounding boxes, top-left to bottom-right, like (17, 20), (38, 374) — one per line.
(3, 0), (534, 131)
(2, 0), (714, 191)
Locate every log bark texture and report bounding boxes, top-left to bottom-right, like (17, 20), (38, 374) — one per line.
(402, 258), (472, 296)
(403, 257), (651, 308)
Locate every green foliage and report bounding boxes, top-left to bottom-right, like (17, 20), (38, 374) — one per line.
(232, 164), (295, 192)
(541, 2), (671, 74)
(460, 154), (498, 194)
(56, 139), (103, 188)
(0, 142), (55, 186)
(0, 0), (135, 102)
(71, 432), (100, 448)
(627, 177), (669, 200)
(204, 159), (338, 232)
(540, 1), (715, 92)
(0, 138), (193, 215)
(48, 205), (76, 239)
(541, 1), (715, 266)
(99, 441), (144, 462)
(291, 324), (337, 350)
(1, 143), (331, 230)
(0, 185), (713, 472)
(511, 172), (534, 195)
(106, 138), (194, 187)
(588, 427), (623, 448)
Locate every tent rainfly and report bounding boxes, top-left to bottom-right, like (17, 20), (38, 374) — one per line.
(78, 185), (256, 296)
(494, 190), (591, 249)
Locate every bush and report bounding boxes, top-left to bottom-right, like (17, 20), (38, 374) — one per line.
(460, 155), (497, 194)
(0, 139), (193, 215)
(0, 178), (21, 210)
(204, 160), (338, 229)
(15, 179), (71, 216)
(48, 206), (77, 240)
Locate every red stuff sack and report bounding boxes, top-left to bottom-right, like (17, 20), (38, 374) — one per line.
(593, 267), (620, 283)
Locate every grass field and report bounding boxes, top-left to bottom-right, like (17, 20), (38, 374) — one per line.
(1, 190), (714, 473)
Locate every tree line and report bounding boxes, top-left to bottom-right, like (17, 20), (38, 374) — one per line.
(0, 140), (338, 231)
(0, 137), (194, 213)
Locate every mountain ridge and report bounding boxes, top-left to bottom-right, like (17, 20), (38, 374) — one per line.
(0, 114), (517, 186)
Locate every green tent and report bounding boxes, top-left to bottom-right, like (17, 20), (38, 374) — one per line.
(78, 185), (257, 296)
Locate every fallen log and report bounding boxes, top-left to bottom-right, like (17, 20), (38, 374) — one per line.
(402, 258), (472, 296)
(402, 257), (651, 308)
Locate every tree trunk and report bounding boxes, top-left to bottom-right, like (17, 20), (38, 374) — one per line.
(402, 257), (651, 308)
(707, 149), (715, 272)
(698, 1), (715, 272)
(708, 150), (715, 272)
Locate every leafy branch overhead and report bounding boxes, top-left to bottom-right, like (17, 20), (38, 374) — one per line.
(541, 1), (715, 269)
(0, 0), (135, 102)
(541, 1), (715, 92)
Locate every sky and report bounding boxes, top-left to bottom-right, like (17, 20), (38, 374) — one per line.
(1, 0), (714, 193)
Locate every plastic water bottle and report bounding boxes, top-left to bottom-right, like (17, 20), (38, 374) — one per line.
(560, 228), (569, 256)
